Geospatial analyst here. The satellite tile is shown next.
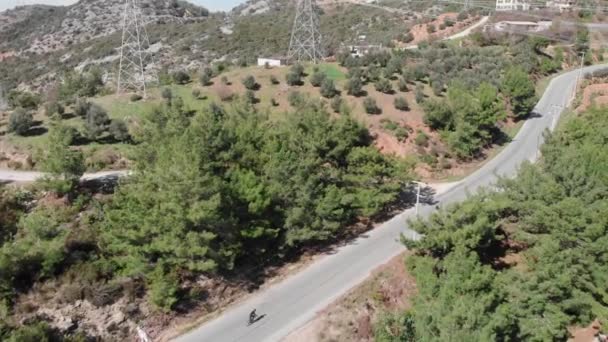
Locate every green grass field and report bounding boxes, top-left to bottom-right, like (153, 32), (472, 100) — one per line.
(92, 84), (212, 120)
(312, 64), (347, 81)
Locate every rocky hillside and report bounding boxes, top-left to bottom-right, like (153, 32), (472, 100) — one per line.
(0, 0), (210, 90)
(0, 0), (409, 92)
(0, 0), (208, 55)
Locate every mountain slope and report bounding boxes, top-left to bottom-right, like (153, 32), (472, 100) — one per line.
(0, 0), (408, 92)
(0, 0), (209, 55)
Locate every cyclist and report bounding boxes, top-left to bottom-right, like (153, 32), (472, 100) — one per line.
(249, 309), (257, 325)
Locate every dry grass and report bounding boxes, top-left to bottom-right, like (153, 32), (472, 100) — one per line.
(283, 253), (416, 342)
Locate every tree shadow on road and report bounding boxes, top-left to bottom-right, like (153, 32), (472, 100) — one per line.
(222, 184), (439, 292)
(80, 174), (121, 194)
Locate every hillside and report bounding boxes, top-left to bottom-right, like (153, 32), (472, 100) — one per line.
(0, 0), (412, 93)
(0, 0), (209, 55)
(386, 103), (608, 341)
(0, 0), (210, 91)
(0, 1), (601, 340)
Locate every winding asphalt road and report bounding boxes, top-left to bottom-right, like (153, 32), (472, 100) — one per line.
(173, 64), (608, 342)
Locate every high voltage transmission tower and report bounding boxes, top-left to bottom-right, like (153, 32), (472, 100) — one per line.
(288, 0), (324, 64)
(117, 0), (154, 98)
(0, 84), (6, 111)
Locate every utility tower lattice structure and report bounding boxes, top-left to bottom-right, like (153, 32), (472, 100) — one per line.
(0, 84), (6, 111)
(117, 0), (154, 98)
(288, 0), (324, 64)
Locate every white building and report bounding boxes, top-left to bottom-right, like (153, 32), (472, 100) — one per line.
(347, 44), (383, 58)
(546, 0), (576, 12)
(494, 21), (552, 32)
(495, 0), (531, 11)
(257, 57), (287, 67)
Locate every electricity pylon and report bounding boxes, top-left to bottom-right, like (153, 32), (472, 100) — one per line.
(0, 84), (7, 111)
(288, 0), (324, 64)
(117, 0), (153, 98)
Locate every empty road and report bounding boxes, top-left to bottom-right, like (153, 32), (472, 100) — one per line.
(174, 64), (608, 342)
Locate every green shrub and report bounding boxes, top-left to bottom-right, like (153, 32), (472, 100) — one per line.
(401, 32), (414, 43)
(161, 88), (173, 102)
(84, 104), (110, 140)
(109, 119), (130, 142)
(291, 63), (305, 77)
(242, 75), (258, 90)
(398, 78), (409, 92)
(8, 91), (40, 110)
(375, 78), (393, 94)
(363, 97), (381, 115)
(415, 85), (425, 104)
(430, 75), (445, 96)
(381, 119), (409, 141)
(6, 322), (54, 342)
(244, 90), (257, 104)
(415, 130), (429, 147)
(172, 70), (191, 85)
(288, 91), (306, 107)
(270, 75), (280, 85)
(439, 157), (452, 170)
(130, 94), (143, 102)
(310, 71), (326, 87)
(320, 79), (337, 98)
(394, 96), (410, 111)
(200, 74), (212, 86)
(192, 89), (201, 99)
(394, 127), (409, 141)
(8, 109), (33, 136)
(286, 72), (303, 86)
(202, 67), (214, 79)
(381, 118), (399, 131)
(74, 98), (90, 117)
(346, 77), (364, 97)
(149, 269), (179, 312)
(330, 96), (343, 113)
(44, 101), (65, 117)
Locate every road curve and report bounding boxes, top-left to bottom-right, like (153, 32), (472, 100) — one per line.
(405, 16), (489, 50)
(174, 64), (608, 342)
(444, 15), (490, 41)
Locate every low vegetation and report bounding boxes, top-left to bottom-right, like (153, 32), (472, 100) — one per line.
(0, 98), (413, 339)
(376, 106), (608, 341)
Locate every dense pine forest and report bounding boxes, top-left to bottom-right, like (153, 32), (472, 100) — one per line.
(376, 107), (608, 341)
(0, 97), (412, 339)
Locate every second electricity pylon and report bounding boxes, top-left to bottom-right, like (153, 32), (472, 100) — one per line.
(288, 0), (324, 64)
(117, 0), (153, 98)
(0, 84), (7, 111)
